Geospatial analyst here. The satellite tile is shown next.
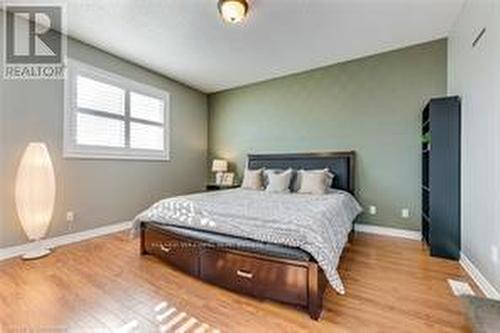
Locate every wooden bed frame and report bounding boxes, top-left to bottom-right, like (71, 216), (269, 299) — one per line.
(140, 151), (356, 320)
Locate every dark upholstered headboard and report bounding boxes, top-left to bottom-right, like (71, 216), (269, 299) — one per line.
(247, 151), (355, 194)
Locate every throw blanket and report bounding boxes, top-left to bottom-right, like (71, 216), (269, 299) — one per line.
(132, 189), (362, 294)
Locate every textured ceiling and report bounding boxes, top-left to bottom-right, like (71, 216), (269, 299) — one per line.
(7, 0), (464, 92)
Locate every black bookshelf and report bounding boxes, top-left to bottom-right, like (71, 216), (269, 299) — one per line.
(421, 96), (461, 260)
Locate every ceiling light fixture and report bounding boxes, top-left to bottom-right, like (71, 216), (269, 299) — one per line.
(218, 0), (248, 24)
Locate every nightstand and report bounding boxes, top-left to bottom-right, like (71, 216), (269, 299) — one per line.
(206, 184), (240, 191)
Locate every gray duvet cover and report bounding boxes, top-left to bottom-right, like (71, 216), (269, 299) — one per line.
(132, 188), (362, 294)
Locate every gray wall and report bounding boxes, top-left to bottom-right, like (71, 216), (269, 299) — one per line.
(448, 0), (500, 295)
(208, 40), (447, 231)
(0, 15), (208, 247)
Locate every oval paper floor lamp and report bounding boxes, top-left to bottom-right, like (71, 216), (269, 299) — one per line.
(15, 143), (56, 260)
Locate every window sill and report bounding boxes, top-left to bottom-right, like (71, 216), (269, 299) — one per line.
(63, 152), (170, 162)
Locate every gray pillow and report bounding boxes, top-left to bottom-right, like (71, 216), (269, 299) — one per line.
(292, 169), (334, 192)
(241, 168), (264, 190)
(265, 169), (293, 193)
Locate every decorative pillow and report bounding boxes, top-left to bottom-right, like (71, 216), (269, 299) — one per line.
(263, 168), (284, 185)
(297, 169), (334, 194)
(241, 168), (264, 190)
(265, 169), (293, 192)
(263, 168), (295, 187)
(292, 169), (334, 192)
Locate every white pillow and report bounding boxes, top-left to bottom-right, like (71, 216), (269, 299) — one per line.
(292, 169), (334, 192)
(241, 168), (264, 190)
(297, 169), (333, 194)
(265, 169), (293, 192)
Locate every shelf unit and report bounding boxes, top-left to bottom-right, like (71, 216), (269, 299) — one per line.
(421, 96), (461, 260)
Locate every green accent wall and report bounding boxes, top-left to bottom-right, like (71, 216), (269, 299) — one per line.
(208, 39), (447, 231)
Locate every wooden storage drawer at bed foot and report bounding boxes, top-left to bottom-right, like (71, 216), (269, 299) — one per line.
(200, 249), (308, 306)
(143, 227), (199, 276)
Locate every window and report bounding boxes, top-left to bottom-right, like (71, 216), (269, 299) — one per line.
(64, 60), (170, 160)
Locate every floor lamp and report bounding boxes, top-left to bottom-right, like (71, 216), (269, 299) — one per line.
(15, 143), (56, 259)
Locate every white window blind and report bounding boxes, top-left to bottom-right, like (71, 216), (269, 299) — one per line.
(64, 60), (170, 160)
(77, 76), (125, 116)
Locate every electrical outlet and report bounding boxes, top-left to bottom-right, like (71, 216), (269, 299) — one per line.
(491, 245), (499, 264)
(66, 211), (75, 222)
(66, 211), (75, 230)
(368, 206), (377, 215)
(401, 208), (410, 219)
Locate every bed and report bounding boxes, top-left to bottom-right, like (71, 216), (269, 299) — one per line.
(133, 151), (361, 319)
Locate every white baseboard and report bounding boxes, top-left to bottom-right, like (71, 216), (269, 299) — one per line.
(355, 223), (421, 241)
(0, 221), (132, 261)
(460, 253), (500, 300)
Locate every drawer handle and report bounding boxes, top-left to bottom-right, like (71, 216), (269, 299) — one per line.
(236, 270), (253, 279)
(159, 244), (171, 253)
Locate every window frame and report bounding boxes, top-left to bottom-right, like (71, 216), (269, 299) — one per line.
(64, 59), (170, 161)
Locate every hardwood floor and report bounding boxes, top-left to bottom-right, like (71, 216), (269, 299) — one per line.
(0, 231), (475, 332)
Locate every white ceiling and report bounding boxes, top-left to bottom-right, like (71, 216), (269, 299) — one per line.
(12, 0), (464, 93)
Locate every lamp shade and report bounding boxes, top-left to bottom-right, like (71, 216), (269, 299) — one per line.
(218, 0), (248, 23)
(15, 143), (56, 241)
(212, 159), (228, 172)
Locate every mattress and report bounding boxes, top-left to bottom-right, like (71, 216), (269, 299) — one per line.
(146, 222), (312, 261)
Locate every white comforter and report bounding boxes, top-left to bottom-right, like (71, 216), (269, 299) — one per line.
(132, 188), (362, 294)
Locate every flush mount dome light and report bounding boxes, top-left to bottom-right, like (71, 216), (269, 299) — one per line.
(218, 0), (248, 24)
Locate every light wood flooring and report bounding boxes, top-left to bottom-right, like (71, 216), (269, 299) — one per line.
(0, 231), (476, 332)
